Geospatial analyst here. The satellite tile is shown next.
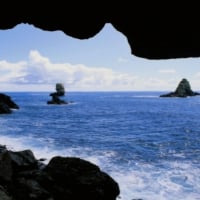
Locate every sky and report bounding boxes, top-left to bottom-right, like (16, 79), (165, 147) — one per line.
(1, 23), (200, 92)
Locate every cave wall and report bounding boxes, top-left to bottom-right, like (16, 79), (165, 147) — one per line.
(1, 2), (200, 59)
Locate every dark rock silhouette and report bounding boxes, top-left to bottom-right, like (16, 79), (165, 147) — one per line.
(0, 145), (6, 153)
(55, 83), (65, 96)
(0, 146), (120, 200)
(47, 83), (68, 104)
(0, 93), (19, 114)
(2, 3), (200, 60)
(160, 78), (200, 97)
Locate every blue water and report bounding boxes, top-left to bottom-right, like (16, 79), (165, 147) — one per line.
(1, 92), (200, 200)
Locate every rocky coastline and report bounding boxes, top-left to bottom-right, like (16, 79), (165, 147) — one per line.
(0, 144), (120, 200)
(0, 93), (19, 114)
(0, 91), (120, 199)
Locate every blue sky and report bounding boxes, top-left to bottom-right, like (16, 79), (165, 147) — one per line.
(1, 23), (200, 92)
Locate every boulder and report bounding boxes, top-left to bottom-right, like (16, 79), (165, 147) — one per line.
(44, 156), (120, 200)
(0, 147), (120, 200)
(0, 145), (7, 153)
(0, 186), (12, 200)
(160, 78), (200, 97)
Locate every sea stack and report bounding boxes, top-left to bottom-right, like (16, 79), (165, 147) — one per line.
(160, 78), (200, 97)
(47, 83), (68, 104)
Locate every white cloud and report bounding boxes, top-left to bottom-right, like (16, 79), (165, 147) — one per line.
(158, 69), (176, 74)
(0, 50), (189, 92)
(0, 60), (27, 83)
(0, 50), (138, 91)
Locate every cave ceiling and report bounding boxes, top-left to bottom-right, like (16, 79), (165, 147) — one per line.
(1, 2), (200, 59)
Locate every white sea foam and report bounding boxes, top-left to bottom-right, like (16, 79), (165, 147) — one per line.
(1, 134), (200, 200)
(111, 164), (200, 200)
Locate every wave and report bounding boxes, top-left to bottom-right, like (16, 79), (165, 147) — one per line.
(1, 134), (199, 200)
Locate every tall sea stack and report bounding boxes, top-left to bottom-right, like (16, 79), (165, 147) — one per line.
(47, 83), (68, 104)
(160, 78), (200, 97)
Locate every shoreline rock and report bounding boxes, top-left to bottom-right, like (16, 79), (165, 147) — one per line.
(0, 93), (19, 114)
(0, 146), (120, 200)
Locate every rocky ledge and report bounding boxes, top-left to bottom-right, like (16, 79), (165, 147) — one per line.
(160, 78), (200, 97)
(0, 93), (19, 114)
(0, 145), (120, 200)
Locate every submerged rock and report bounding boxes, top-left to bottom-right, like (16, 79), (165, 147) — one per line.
(0, 93), (19, 114)
(160, 78), (200, 97)
(0, 146), (120, 200)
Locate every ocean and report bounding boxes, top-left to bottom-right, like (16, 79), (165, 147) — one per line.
(0, 91), (200, 200)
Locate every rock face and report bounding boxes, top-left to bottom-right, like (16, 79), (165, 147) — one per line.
(1, 3), (200, 60)
(0, 93), (19, 114)
(47, 83), (68, 104)
(160, 78), (200, 97)
(0, 147), (120, 200)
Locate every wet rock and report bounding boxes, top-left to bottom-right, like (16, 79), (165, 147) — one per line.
(0, 93), (19, 114)
(0, 186), (12, 200)
(0, 147), (120, 200)
(44, 156), (120, 200)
